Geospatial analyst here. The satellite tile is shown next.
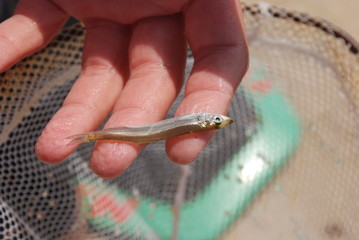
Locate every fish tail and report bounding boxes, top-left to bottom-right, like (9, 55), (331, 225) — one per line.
(66, 133), (93, 146)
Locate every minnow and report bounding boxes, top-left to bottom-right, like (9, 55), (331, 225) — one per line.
(66, 113), (233, 145)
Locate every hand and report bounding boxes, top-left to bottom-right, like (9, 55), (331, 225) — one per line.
(0, 0), (248, 178)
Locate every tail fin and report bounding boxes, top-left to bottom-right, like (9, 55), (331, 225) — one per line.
(66, 133), (90, 146)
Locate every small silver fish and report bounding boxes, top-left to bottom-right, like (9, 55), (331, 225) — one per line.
(66, 113), (233, 145)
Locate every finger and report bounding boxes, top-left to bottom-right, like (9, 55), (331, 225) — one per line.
(0, 0), (68, 72)
(36, 20), (130, 163)
(166, 0), (249, 164)
(90, 15), (187, 178)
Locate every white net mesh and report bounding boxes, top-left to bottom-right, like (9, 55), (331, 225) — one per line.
(0, 3), (358, 240)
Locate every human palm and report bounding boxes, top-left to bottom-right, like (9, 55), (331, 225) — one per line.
(0, 0), (248, 178)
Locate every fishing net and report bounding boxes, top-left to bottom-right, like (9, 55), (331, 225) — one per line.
(1, 2), (358, 240)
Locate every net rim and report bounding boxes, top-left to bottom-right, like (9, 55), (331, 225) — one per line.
(242, 2), (359, 55)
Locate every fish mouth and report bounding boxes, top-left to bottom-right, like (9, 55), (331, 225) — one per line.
(227, 117), (234, 125)
(225, 117), (234, 126)
(220, 115), (234, 128)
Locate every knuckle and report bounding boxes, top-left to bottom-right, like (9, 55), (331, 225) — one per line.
(0, 34), (17, 56)
(82, 58), (117, 76)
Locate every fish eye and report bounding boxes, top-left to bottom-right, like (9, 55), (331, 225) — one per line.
(213, 116), (222, 125)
